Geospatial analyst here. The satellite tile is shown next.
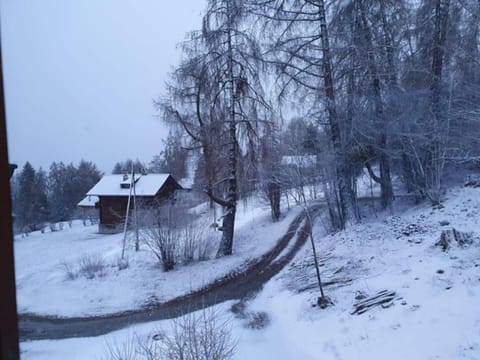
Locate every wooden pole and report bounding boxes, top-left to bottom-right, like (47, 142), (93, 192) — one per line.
(305, 208), (325, 298)
(133, 168), (139, 251)
(121, 167), (134, 259)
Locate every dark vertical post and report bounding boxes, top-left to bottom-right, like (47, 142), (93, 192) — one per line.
(0, 42), (21, 359)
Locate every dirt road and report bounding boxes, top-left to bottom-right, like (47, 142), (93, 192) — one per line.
(19, 205), (320, 340)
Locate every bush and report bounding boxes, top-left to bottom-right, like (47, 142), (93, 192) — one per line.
(180, 220), (214, 264)
(197, 234), (216, 262)
(104, 336), (138, 360)
(156, 308), (236, 360)
(140, 203), (217, 269)
(78, 253), (106, 279)
(142, 225), (179, 272)
(59, 254), (107, 281)
(139, 204), (183, 271)
(182, 217), (217, 263)
(59, 260), (78, 281)
(104, 308), (236, 360)
(180, 222), (198, 264)
(246, 311), (270, 330)
(117, 257), (129, 271)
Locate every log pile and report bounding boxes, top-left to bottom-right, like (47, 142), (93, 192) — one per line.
(351, 290), (398, 315)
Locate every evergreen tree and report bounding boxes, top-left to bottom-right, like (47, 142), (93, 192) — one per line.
(48, 160), (102, 222)
(16, 162), (48, 232)
(76, 160), (102, 197)
(33, 168), (50, 225)
(48, 161), (68, 221)
(112, 159), (146, 175)
(149, 130), (188, 180)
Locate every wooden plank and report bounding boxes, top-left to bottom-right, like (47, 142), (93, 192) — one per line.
(351, 290), (398, 315)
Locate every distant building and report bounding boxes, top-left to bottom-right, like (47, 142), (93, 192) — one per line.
(77, 195), (99, 220)
(280, 155), (317, 168)
(86, 173), (182, 234)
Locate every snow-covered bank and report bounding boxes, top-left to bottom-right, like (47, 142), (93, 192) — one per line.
(15, 198), (301, 317)
(237, 186), (480, 359)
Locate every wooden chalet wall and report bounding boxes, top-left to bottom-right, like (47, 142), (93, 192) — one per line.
(99, 196), (131, 231)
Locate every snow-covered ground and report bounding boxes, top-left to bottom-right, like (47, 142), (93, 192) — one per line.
(20, 186), (480, 359)
(237, 186), (480, 360)
(15, 197), (301, 317)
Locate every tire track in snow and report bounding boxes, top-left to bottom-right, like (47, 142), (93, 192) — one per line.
(19, 204), (321, 340)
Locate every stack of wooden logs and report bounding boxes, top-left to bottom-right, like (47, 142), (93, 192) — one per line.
(351, 290), (398, 315)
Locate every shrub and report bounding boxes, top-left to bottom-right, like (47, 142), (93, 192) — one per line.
(59, 260), (77, 281)
(182, 218), (217, 263)
(142, 225), (179, 272)
(197, 234), (216, 262)
(246, 311), (270, 330)
(180, 222), (197, 264)
(117, 257), (129, 271)
(153, 308), (236, 360)
(78, 253), (106, 279)
(104, 308), (236, 360)
(140, 203), (219, 270)
(49, 223), (57, 232)
(104, 335), (138, 360)
(140, 205), (181, 271)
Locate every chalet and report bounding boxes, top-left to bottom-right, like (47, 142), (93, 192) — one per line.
(86, 173), (182, 233)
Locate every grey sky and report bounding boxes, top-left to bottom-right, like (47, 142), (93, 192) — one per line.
(1, 0), (205, 173)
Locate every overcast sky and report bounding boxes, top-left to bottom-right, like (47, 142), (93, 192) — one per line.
(1, 0), (205, 173)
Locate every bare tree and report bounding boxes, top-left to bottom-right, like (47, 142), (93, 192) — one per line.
(253, 0), (358, 229)
(162, 0), (270, 256)
(258, 121), (282, 221)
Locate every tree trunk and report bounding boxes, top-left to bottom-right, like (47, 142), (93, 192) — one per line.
(359, 0), (394, 208)
(217, 5), (237, 256)
(318, 0), (356, 228)
(427, 0), (450, 203)
(268, 179), (281, 221)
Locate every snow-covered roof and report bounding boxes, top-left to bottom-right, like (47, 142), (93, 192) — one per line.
(86, 174), (171, 197)
(77, 195), (99, 207)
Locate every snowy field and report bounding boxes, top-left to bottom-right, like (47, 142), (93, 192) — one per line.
(21, 185), (480, 359)
(15, 197), (301, 317)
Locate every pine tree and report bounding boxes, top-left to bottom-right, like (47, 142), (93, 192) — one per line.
(15, 162), (48, 232)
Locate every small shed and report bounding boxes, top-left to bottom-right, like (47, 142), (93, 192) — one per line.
(86, 173), (182, 233)
(77, 195), (99, 221)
